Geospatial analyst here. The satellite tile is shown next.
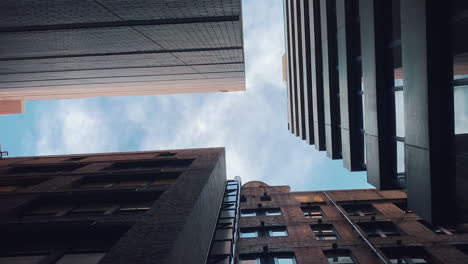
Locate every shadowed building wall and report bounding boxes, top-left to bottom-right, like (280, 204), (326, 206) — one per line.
(0, 0), (245, 114)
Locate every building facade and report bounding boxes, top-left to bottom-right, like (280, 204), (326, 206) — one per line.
(238, 181), (468, 264)
(0, 147), (241, 264)
(0, 0), (245, 114)
(283, 0), (468, 224)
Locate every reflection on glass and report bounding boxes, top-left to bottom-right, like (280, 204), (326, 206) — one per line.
(395, 91), (405, 138)
(397, 141), (405, 174)
(276, 257), (296, 264)
(454, 86), (468, 134)
(453, 52), (468, 80)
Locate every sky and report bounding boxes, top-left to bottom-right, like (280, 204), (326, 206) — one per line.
(0, 0), (372, 191)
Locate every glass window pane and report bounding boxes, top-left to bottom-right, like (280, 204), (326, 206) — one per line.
(55, 253), (105, 264)
(240, 258), (259, 264)
(25, 205), (70, 216)
(0, 255), (46, 264)
(241, 210), (256, 217)
(395, 91), (405, 138)
(265, 209), (281, 216)
(269, 229), (288, 237)
(327, 256), (355, 264)
(454, 85), (468, 134)
(78, 182), (114, 189)
(69, 204), (112, 215)
(397, 141), (405, 173)
(240, 231), (258, 238)
(276, 257), (295, 264)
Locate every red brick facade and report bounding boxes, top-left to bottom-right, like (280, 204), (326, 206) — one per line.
(238, 181), (468, 264)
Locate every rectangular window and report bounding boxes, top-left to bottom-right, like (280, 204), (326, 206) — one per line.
(454, 85), (468, 134)
(240, 208), (281, 217)
(381, 246), (431, 264)
(301, 206), (324, 219)
(311, 224), (339, 240)
(240, 226), (288, 238)
(324, 249), (356, 264)
(418, 220), (464, 235)
(73, 173), (180, 190)
(8, 164), (85, 174)
(239, 254), (296, 264)
(68, 204), (114, 216)
(358, 221), (401, 238)
(0, 185), (19, 192)
(105, 159), (193, 171)
(341, 204), (379, 216)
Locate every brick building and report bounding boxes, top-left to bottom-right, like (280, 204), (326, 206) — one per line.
(238, 181), (468, 264)
(0, 147), (241, 264)
(283, 0), (468, 225)
(0, 0), (245, 114)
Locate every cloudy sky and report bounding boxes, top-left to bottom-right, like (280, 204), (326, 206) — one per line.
(0, 0), (371, 191)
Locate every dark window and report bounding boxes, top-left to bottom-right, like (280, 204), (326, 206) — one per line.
(260, 193), (272, 201)
(73, 172), (181, 189)
(341, 204), (379, 216)
(24, 193), (158, 217)
(67, 157), (86, 161)
(240, 195), (247, 203)
(418, 220), (465, 235)
(358, 221), (401, 238)
(240, 208), (281, 217)
(157, 152), (177, 157)
(301, 206), (324, 219)
(8, 164), (85, 174)
(105, 159), (193, 171)
(381, 246), (431, 264)
(0, 178), (49, 192)
(239, 253), (296, 264)
(311, 224), (340, 240)
(324, 249), (356, 264)
(240, 226), (288, 238)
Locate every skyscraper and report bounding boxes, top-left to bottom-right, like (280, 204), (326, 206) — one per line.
(0, 148), (241, 264)
(283, 0), (468, 224)
(0, 0), (245, 114)
(238, 181), (468, 264)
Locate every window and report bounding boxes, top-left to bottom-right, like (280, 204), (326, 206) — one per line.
(157, 152), (176, 157)
(341, 204), (379, 216)
(68, 203), (114, 216)
(358, 221), (401, 238)
(381, 246), (431, 264)
(74, 173), (180, 189)
(67, 157), (86, 161)
(301, 206), (324, 219)
(418, 220), (464, 235)
(0, 254), (48, 264)
(0, 178), (48, 192)
(311, 224), (339, 240)
(240, 226), (288, 238)
(55, 252), (105, 264)
(239, 254), (296, 264)
(240, 229), (259, 238)
(454, 85), (468, 134)
(24, 204), (72, 217)
(240, 195), (247, 203)
(260, 195), (272, 201)
(106, 159), (193, 171)
(324, 249), (356, 264)
(8, 164), (85, 174)
(240, 208), (281, 217)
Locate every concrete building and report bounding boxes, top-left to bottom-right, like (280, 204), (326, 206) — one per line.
(0, 0), (245, 115)
(0, 148), (241, 264)
(283, 0), (468, 225)
(238, 181), (468, 264)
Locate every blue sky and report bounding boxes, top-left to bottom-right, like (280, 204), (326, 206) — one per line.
(0, 0), (371, 191)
